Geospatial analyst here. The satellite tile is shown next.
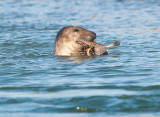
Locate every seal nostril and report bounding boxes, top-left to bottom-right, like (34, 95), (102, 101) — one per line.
(91, 32), (96, 39)
(92, 32), (96, 36)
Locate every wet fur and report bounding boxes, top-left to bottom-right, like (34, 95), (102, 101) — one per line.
(53, 26), (96, 56)
(53, 26), (120, 56)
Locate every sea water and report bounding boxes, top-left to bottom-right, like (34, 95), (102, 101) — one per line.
(0, 0), (160, 117)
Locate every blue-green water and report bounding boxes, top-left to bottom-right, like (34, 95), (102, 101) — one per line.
(0, 0), (160, 117)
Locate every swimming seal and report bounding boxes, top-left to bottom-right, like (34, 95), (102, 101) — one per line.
(53, 26), (120, 56)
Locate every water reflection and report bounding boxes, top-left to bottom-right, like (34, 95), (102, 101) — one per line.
(56, 55), (96, 63)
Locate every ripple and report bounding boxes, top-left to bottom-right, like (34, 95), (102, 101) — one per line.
(0, 0), (160, 116)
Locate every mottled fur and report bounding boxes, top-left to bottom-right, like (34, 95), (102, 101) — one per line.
(77, 41), (120, 55)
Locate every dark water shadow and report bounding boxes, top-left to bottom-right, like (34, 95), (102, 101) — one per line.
(55, 55), (97, 63)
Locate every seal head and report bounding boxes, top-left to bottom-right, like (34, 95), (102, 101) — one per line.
(53, 26), (96, 56)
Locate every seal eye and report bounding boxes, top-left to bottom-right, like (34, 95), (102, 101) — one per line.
(73, 29), (79, 32)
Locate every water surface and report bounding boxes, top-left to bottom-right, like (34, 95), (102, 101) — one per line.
(0, 0), (160, 117)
